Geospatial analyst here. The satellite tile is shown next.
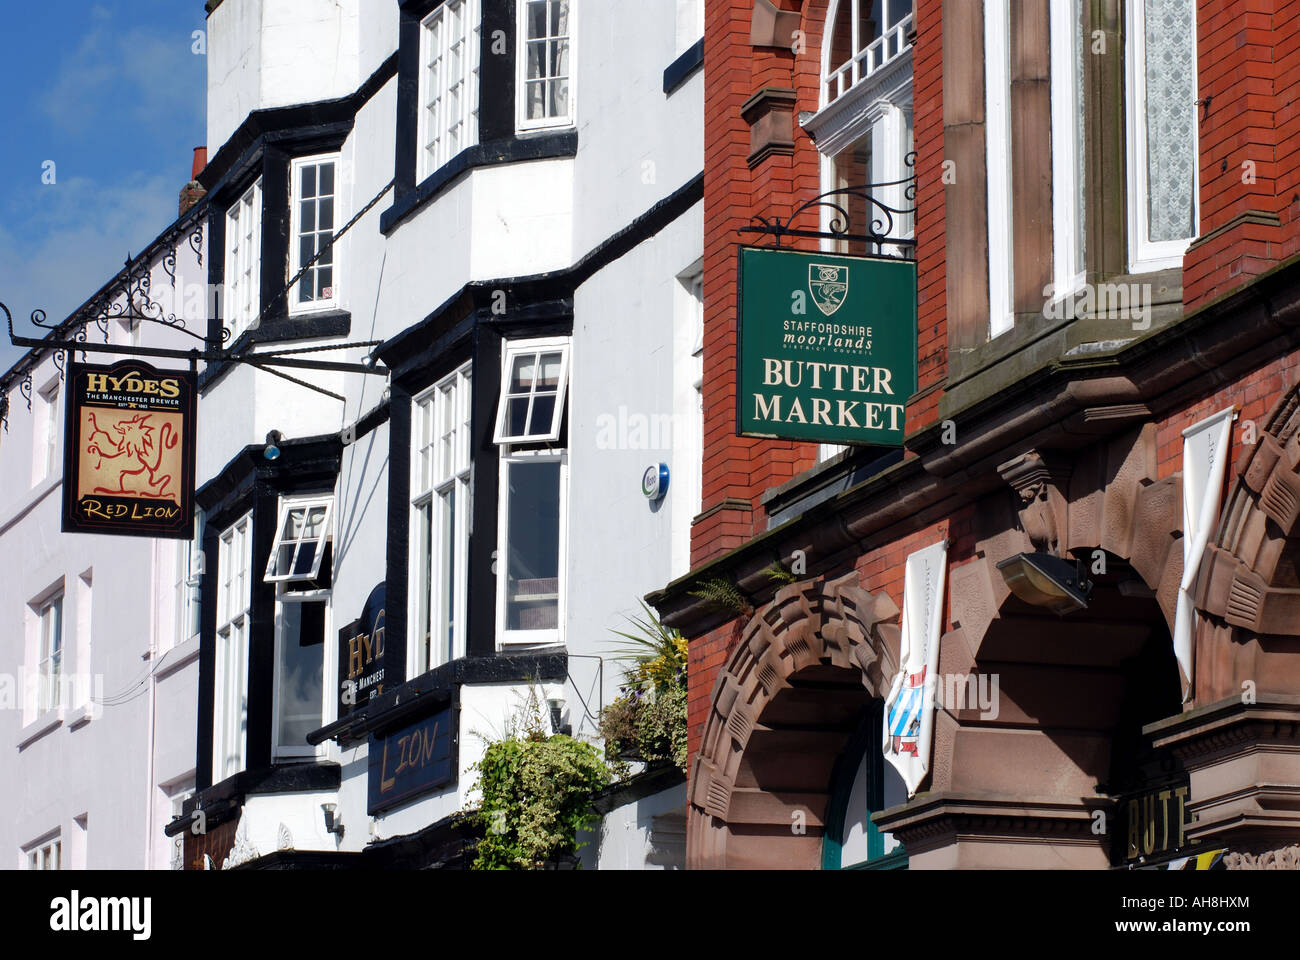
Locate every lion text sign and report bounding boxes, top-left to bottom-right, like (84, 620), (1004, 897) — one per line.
(62, 359), (197, 540)
(736, 247), (917, 447)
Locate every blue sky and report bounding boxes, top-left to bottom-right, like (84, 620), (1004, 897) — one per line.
(0, 1), (208, 372)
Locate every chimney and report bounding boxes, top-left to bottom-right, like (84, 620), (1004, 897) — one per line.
(179, 146), (208, 216)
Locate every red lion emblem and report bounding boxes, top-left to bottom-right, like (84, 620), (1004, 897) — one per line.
(85, 411), (179, 500)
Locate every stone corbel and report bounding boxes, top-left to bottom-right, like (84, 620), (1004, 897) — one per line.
(750, 0), (801, 49)
(997, 451), (1072, 556)
(740, 88), (798, 168)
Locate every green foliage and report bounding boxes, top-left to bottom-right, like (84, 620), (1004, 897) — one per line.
(765, 561), (799, 584)
(600, 602), (690, 776)
(609, 601), (689, 694)
(467, 684), (610, 870)
(687, 575), (753, 615)
(469, 732), (610, 870)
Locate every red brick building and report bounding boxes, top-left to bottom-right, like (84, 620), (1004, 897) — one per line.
(652, 0), (1300, 869)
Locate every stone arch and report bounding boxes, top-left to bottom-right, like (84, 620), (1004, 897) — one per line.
(1192, 383), (1300, 702)
(687, 572), (901, 869)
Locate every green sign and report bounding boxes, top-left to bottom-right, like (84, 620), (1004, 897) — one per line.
(736, 247), (917, 446)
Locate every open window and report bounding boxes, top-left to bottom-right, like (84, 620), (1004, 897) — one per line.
(492, 341), (570, 444)
(264, 497), (333, 588)
(494, 337), (570, 646)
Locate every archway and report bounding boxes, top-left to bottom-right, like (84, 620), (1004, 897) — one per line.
(687, 574), (901, 869)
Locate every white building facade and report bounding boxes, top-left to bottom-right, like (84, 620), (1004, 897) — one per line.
(0, 211), (208, 870)
(170, 0), (703, 869)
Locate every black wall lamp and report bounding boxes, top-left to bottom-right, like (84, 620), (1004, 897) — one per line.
(996, 552), (1093, 615)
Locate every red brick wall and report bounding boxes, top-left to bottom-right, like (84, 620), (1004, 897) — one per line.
(1184, 0), (1300, 309)
(690, 0), (949, 765)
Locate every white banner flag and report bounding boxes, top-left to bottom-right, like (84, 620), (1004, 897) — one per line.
(882, 539), (948, 796)
(1173, 407), (1236, 701)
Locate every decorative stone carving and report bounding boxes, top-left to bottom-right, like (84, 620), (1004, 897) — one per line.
(997, 451), (1072, 556)
(1223, 844), (1300, 870)
(277, 822), (294, 851)
(221, 817), (258, 870)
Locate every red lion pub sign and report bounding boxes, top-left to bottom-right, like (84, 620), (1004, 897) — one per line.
(61, 359), (197, 540)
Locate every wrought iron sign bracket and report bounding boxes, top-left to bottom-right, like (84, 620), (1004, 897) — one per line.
(738, 153), (918, 257)
(1, 179), (397, 407)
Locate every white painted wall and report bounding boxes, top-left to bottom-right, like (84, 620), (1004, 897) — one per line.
(207, 0), (362, 158)
(0, 238), (207, 869)
(578, 781), (687, 870)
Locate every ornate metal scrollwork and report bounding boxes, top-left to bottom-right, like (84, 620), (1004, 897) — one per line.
(0, 393), (8, 432)
(52, 349), (65, 380)
(162, 247), (178, 287)
(19, 369), (32, 411)
(739, 151), (918, 256)
(189, 220), (204, 269)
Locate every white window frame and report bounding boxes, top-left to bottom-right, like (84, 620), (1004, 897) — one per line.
(264, 496), (334, 584)
(819, 0), (915, 107)
(985, 0), (1015, 338)
(214, 513), (251, 784)
(271, 597), (328, 761)
(36, 592), (64, 716)
(224, 179), (263, 341)
(495, 448), (568, 647)
(1050, 0), (1087, 305)
(170, 512), (204, 652)
(493, 339), (571, 443)
(22, 832), (61, 871)
(410, 362), (473, 675)
(1125, 0), (1199, 272)
(32, 378), (59, 486)
(516, 0), (576, 132)
(288, 154), (341, 315)
(419, 0), (481, 181)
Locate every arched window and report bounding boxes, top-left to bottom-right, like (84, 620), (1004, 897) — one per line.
(821, 0), (913, 107)
(806, 0), (915, 254)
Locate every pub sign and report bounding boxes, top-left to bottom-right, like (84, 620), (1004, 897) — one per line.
(61, 358), (197, 540)
(338, 584), (386, 716)
(736, 247), (917, 447)
(367, 706), (454, 815)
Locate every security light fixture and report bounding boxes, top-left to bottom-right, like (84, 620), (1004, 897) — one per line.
(263, 430), (284, 461)
(996, 552), (1092, 615)
(322, 802), (344, 838)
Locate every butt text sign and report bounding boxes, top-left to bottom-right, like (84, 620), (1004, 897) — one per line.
(62, 359), (197, 540)
(736, 247), (918, 447)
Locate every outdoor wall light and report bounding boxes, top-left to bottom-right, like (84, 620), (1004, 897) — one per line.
(322, 803), (344, 838)
(263, 430), (284, 461)
(996, 552), (1092, 615)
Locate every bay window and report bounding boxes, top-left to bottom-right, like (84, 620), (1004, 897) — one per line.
(419, 0), (481, 180)
(412, 363), (472, 673)
(518, 0), (574, 130)
(1126, 0), (1198, 271)
(289, 155), (340, 313)
(494, 339), (570, 646)
(224, 179), (263, 340)
(214, 514), (251, 783)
